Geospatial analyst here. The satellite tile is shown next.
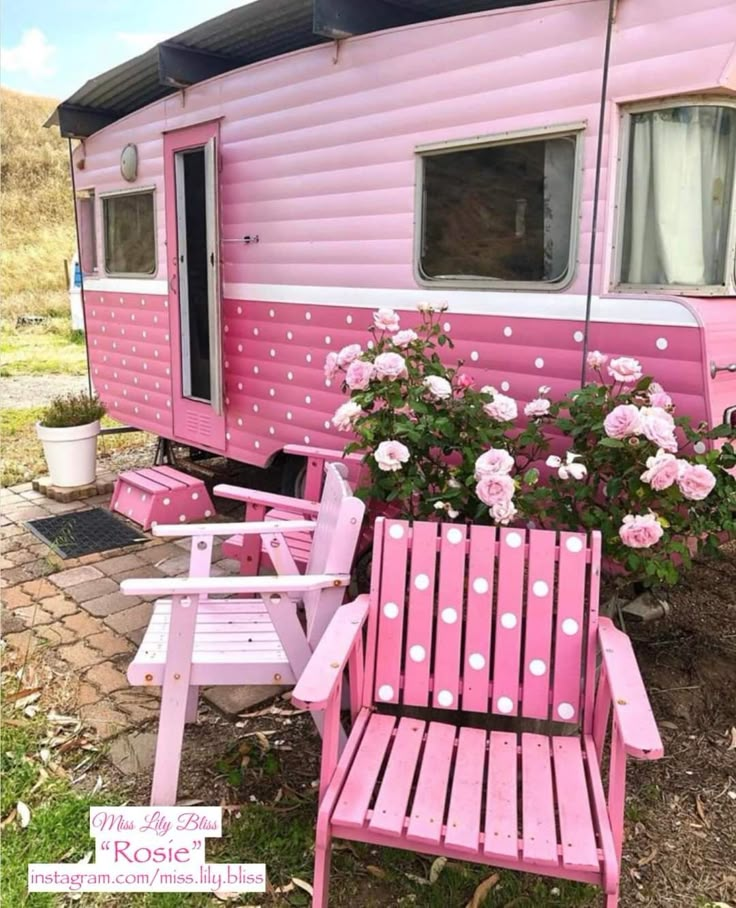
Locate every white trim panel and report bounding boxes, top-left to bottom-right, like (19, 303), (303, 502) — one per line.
(83, 278), (169, 295)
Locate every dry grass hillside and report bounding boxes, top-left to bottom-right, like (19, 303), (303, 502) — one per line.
(0, 87), (74, 317)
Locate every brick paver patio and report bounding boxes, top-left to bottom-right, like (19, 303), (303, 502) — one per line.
(0, 480), (257, 742)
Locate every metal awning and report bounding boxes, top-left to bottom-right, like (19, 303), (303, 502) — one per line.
(47, 0), (557, 138)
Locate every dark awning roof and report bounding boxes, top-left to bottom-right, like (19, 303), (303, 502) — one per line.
(47, 0), (557, 138)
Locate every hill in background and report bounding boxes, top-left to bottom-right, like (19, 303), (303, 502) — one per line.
(0, 87), (75, 316)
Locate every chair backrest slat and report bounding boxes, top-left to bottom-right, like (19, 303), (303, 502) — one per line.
(491, 529), (526, 718)
(367, 519), (598, 725)
(521, 530), (557, 720)
(461, 525), (496, 712)
(403, 521), (439, 707)
(432, 524), (468, 710)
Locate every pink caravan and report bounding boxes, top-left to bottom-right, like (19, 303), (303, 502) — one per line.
(51, 0), (736, 476)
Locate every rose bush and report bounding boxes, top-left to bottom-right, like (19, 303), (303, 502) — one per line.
(325, 309), (736, 588)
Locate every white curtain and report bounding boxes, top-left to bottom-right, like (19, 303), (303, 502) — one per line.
(624, 107), (735, 285)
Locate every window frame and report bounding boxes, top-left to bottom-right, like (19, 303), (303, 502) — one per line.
(611, 96), (736, 297)
(100, 186), (158, 278)
(75, 188), (98, 276)
(413, 122), (586, 292)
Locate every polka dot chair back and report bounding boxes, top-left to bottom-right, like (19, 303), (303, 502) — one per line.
(364, 519), (602, 727)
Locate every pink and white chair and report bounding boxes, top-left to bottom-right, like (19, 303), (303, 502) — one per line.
(293, 518), (663, 907)
(120, 463), (365, 805)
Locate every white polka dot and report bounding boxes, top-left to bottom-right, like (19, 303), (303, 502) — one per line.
(383, 602), (399, 619)
(501, 381), (510, 392)
(286, 411), (293, 421)
(566, 537), (584, 553)
(573, 330), (584, 343)
(503, 326), (513, 337)
(192, 492), (199, 501)
(324, 335), (331, 345)
(468, 652), (486, 670)
(179, 515), (186, 523)
(500, 612), (517, 629)
(389, 524), (405, 539)
(325, 379), (331, 388)
(238, 344), (243, 353)
(163, 497), (171, 506)
(269, 426), (276, 435)
(238, 417), (244, 426)
(269, 389), (276, 397)
(237, 306), (242, 315)
(694, 441), (706, 454)
(441, 607), (458, 624)
(306, 353), (312, 363)
(269, 348), (276, 357)
(656, 337), (668, 350)
(529, 659), (546, 676)
(414, 573), (430, 591)
(253, 328), (259, 337)
(269, 309), (275, 318)
(254, 440), (260, 449)
(443, 322), (451, 332)
(409, 645), (426, 662)
(562, 618), (579, 636)
(446, 528), (463, 545)
(367, 340), (374, 350)
(378, 684), (394, 701)
(437, 690), (454, 707)
(470, 351), (479, 362)
(473, 577), (489, 594)
(506, 532), (522, 548)
(532, 580), (549, 598)
(305, 311), (311, 320)
(204, 510), (212, 518)
(346, 314), (353, 324)
(226, 432), (231, 440)
(287, 371), (294, 381)
(304, 435), (310, 444)
(535, 357), (544, 369)
(497, 696), (514, 714)
(305, 395), (311, 405)
(324, 420), (331, 429)
(558, 702), (575, 720)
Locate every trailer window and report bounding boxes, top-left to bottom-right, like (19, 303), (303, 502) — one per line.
(102, 190), (156, 276)
(418, 133), (578, 285)
(76, 190), (97, 275)
(619, 104), (736, 289)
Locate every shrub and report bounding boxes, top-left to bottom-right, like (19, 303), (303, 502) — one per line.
(39, 392), (105, 429)
(326, 307), (736, 588)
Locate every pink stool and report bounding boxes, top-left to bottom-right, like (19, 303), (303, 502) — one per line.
(111, 466), (215, 531)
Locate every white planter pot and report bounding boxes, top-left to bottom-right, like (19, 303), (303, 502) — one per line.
(36, 420), (100, 488)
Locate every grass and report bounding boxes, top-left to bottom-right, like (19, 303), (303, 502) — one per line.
(0, 408), (146, 487)
(1, 313), (88, 377)
(0, 712), (595, 908)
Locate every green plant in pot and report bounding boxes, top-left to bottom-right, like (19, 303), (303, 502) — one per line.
(36, 392), (106, 488)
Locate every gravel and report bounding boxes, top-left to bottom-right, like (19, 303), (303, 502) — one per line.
(1, 374), (90, 409)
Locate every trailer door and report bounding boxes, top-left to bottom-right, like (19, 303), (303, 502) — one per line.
(164, 122), (226, 452)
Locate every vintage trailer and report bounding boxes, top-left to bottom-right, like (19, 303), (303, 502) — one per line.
(50, 0), (736, 474)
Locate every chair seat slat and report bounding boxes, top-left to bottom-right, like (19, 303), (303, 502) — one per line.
(483, 731), (519, 859)
(552, 737), (600, 870)
(444, 726), (486, 853)
(332, 713), (396, 828)
(405, 721), (456, 845)
(521, 733), (558, 866)
(368, 718), (426, 837)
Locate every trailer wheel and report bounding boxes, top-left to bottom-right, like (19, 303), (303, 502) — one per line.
(278, 453), (307, 498)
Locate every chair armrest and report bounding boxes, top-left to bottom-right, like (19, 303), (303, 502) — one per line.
(151, 519), (316, 538)
(598, 617), (663, 760)
(292, 596), (369, 709)
(213, 484), (320, 513)
(120, 573), (349, 598)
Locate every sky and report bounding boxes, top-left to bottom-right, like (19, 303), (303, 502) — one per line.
(1, 0), (257, 101)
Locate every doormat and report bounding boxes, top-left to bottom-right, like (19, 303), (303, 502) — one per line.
(26, 508), (147, 559)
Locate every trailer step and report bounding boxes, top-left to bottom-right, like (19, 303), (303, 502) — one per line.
(111, 466), (215, 531)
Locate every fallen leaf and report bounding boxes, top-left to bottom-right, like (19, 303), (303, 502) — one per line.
(176, 799), (204, 806)
(212, 892), (240, 902)
(430, 857), (447, 884)
(273, 882), (295, 894)
(4, 686), (42, 704)
(637, 847), (658, 867)
(366, 865), (387, 879)
(292, 878), (314, 896)
(16, 801), (31, 828)
(729, 727), (736, 750)
(466, 873), (500, 908)
(695, 794), (710, 827)
(1, 809), (17, 829)
(405, 873), (430, 886)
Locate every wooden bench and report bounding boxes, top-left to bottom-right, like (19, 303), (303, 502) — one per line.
(294, 519), (663, 907)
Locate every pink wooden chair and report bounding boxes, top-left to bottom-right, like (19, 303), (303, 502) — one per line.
(120, 463), (365, 805)
(293, 518), (663, 907)
(219, 445), (365, 575)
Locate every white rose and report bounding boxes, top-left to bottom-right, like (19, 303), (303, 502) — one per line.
(423, 375), (453, 400)
(331, 401), (363, 431)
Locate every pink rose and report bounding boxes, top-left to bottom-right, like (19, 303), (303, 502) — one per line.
(619, 513), (664, 549)
(524, 398), (551, 418)
(649, 391), (673, 410)
(324, 352), (338, 380)
(373, 308), (400, 333)
(640, 450), (680, 491)
(483, 392), (518, 422)
(331, 401), (363, 431)
(640, 406), (677, 453)
(336, 344), (362, 368)
(374, 352), (408, 381)
(392, 329), (417, 348)
(586, 350), (608, 370)
(490, 499), (518, 525)
(677, 463), (716, 501)
(456, 373), (474, 389)
(423, 375), (452, 400)
(345, 360), (375, 390)
(475, 473), (515, 507)
(608, 356), (643, 383)
(604, 404), (643, 439)
(374, 440), (410, 472)
(475, 448), (515, 479)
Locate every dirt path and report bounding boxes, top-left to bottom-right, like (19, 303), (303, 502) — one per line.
(1, 374), (89, 408)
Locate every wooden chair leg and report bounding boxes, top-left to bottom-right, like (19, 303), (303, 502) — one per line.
(150, 678), (189, 805)
(604, 889), (619, 907)
(185, 685), (199, 724)
(312, 837), (332, 908)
